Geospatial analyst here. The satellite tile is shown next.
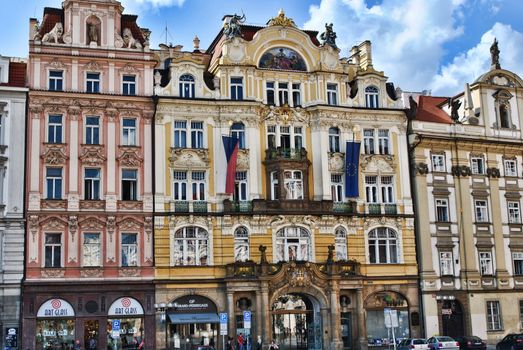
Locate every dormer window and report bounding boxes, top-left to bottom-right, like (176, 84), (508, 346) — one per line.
(493, 89), (514, 129)
(365, 86), (379, 108)
(179, 74), (195, 98)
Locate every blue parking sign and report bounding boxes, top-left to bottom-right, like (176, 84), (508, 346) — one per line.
(219, 313), (228, 323)
(112, 320), (120, 331)
(243, 311), (251, 321)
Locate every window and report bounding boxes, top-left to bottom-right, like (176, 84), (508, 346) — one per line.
(46, 168), (62, 199)
(266, 124), (305, 150)
(270, 171), (279, 200)
(504, 159), (517, 177)
(378, 130), (390, 155)
(283, 170), (303, 199)
(121, 233), (138, 267)
(363, 130), (375, 154)
(381, 176), (394, 203)
(83, 233), (101, 267)
(230, 77), (243, 100)
(266, 82), (275, 105)
(234, 226), (249, 262)
(435, 199), (450, 222)
(292, 83), (301, 107)
(439, 252), (453, 276)
(49, 70), (63, 91)
(122, 119), (136, 146)
(329, 127), (340, 152)
(172, 227), (209, 266)
(475, 199), (489, 223)
(84, 168), (100, 200)
(275, 227), (311, 262)
(278, 82), (289, 105)
(509, 201), (521, 224)
(191, 171), (206, 200)
(86, 72), (100, 93)
(432, 154), (446, 172)
(479, 252), (493, 275)
(471, 157), (485, 175)
(335, 227), (348, 261)
(122, 75), (136, 95)
(280, 125), (290, 149)
(331, 174), (344, 203)
(85, 116), (100, 145)
(44, 233), (62, 267)
(514, 252), (523, 275)
(179, 74), (195, 98)
(173, 121), (187, 148)
(173, 171), (187, 200)
(48, 115), (63, 143)
(122, 169), (137, 201)
(365, 176), (378, 203)
(234, 171), (248, 201)
(267, 125), (276, 149)
(190, 121), (204, 149)
(486, 301), (502, 331)
(368, 227), (398, 264)
(365, 176), (394, 204)
(365, 86), (379, 108)
(294, 127), (303, 149)
(231, 123), (245, 149)
(327, 83), (338, 106)
(500, 104), (510, 128)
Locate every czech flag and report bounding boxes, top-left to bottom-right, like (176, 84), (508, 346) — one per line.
(222, 135), (240, 194)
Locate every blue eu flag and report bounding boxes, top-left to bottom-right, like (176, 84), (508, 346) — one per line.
(345, 142), (361, 197)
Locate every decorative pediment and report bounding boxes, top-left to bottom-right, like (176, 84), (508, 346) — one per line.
(84, 61), (102, 72)
(79, 145), (106, 166)
(40, 216), (68, 230)
(237, 149), (250, 170)
(116, 217), (143, 230)
(120, 64), (138, 74)
(79, 217), (105, 230)
(269, 261), (328, 292)
(46, 59), (67, 70)
(269, 215), (317, 230)
(169, 215), (212, 231)
(360, 154), (396, 173)
(41, 144), (68, 165)
(363, 216), (401, 230)
(328, 152), (345, 172)
(169, 148), (210, 169)
(117, 147), (143, 167)
(262, 105), (310, 125)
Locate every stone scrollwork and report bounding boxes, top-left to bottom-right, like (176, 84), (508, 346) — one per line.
(80, 145), (107, 166)
(486, 167), (501, 178)
(413, 162), (429, 175)
(328, 152), (345, 172)
(360, 154), (396, 172)
(41, 144), (68, 165)
(169, 148), (210, 169)
(117, 147), (143, 167)
(236, 149), (250, 170)
(451, 165), (472, 177)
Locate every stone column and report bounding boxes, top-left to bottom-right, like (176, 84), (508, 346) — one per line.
(227, 291), (235, 338)
(357, 289), (367, 350)
(261, 282), (270, 346)
(255, 289), (262, 341)
(330, 282), (342, 350)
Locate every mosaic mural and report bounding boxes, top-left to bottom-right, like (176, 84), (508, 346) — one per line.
(259, 47), (307, 71)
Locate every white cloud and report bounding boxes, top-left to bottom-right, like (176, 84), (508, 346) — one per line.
(303, 0), (466, 94)
(431, 23), (523, 95)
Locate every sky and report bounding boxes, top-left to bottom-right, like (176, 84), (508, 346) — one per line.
(2, 0), (523, 96)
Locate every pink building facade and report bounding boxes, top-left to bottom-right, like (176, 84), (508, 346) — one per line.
(24, 1), (155, 349)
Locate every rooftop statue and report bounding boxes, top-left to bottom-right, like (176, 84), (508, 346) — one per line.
(223, 13), (245, 39)
(490, 38), (500, 69)
(267, 9), (296, 27)
(450, 97), (462, 123)
(320, 23), (337, 49)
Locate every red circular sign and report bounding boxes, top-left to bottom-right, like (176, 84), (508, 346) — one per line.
(121, 298), (131, 308)
(51, 299), (62, 309)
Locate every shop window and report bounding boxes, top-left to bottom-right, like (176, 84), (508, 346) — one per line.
(106, 318), (144, 349)
(274, 226), (311, 262)
(365, 291), (409, 345)
(234, 226), (249, 262)
(36, 319), (75, 349)
(368, 227), (398, 264)
(172, 226), (209, 266)
(486, 300), (502, 331)
(335, 227), (348, 260)
(48, 115), (63, 143)
(179, 74), (195, 98)
(519, 300), (523, 329)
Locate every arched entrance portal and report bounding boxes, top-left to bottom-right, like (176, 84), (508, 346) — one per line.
(441, 300), (464, 338)
(271, 293), (322, 350)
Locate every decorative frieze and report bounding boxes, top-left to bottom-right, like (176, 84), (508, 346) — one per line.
(169, 148), (210, 169)
(117, 146), (143, 167)
(41, 144), (68, 165)
(79, 144), (106, 166)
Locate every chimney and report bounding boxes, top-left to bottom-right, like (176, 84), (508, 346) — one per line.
(357, 40), (373, 70)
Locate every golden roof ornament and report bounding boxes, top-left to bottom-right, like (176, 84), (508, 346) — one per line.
(267, 9), (296, 27)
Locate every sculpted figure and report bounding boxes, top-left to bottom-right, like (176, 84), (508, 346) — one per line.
(320, 23), (337, 49)
(88, 23), (98, 43)
(490, 38), (500, 69)
(42, 23), (63, 44)
(123, 28), (142, 49)
(450, 98), (462, 123)
(223, 13), (245, 39)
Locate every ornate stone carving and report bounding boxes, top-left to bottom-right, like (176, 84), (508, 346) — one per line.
(84, 61), (102, 72)
(117, 201), (143, 211)
(328, 152), (345, 172)
(144, 217), (153, 242)
(169, 215), (212, 231)
(117, 217), (143, 230)
(320, 23), (338, 49)
(79, 145), (106, 166)
(122, 28), (142, 49)
(68, 215), (78, 241)
(117, 147), (143, 167)
(41, 268), (65, 278)
(169, 148), (210, 169)
(42, 23), (63, 44)
(120, 64), (138, 74)
(41, 144), (68, 165)
(451, 165), (472, 177)
(223, 13), (245, 39)
(80, 268), (103, 278)
(29, 215), (39, 243)
(115, 29), (124, 48)
(413, 162), (429, 175)
(79, 200), (105, 210)
(360, 154), (396, 172)
(119, 267), (141, 277)
(47, 58), (67, 70)
(267, 9), (296, 27)
(363, 216), (399, 230)
(41, 200), (67, 209)
(236, 149), (250, 170)
(79, 217), (105, 230)
(107, 216), (116, 242)
(487, 167), (501, 178)
(41, 217), (67, 230)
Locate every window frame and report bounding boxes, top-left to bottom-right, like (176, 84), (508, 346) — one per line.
(331, 174), (344, 203)
(122, 74), (136, 96)
(479, 251), (493, 276)
(368, 227), (399, 264)
(172, 226), (209, 266)
(121, 233), (138, 267)
(439, 251), (454, 276)
(85, 116), (100, 145)
(509, 201), (521, 224)
(335, 227), (348, 261)
(234, 226), (249, 262)
(504, 159), (518, 177)
(329, 127), (341, 153)
(82, 232), (101, 267)
(365, 86), (379, 108)
(84, 168), (101, 200)
(513, 252), (523, 276)
(44, 233), (62, 268)
(475, 199), (489, 223)
(274, 226), (312, 262)
(48, 70), (64, 91)
(122, 118), (137, 146)
(46, 167), (63, 200)
(172, 170), (207, 201)
(471, 157), (485, 175)
(121, 169), (138, 201)
(327, 83), (338, 106)
(486, 300), (503, 331)
(47, 114), (63, 144)
(432, 154), (446, 172)
(179, 74), (195, 98)
(435, 198), (450, 222)
(234, 171), (248, 202)
(231, 122), (246, 149)
(85, 72), (101, 93)
(230, 77), (244, 100)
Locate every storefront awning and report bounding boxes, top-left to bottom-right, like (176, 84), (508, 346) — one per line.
(168, 313), (220, 324)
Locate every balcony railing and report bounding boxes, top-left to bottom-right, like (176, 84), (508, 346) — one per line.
(384, 204), (397, 215)
(366, 203), (398, 215)
(173, 201), (189, 213)
(333, 201), (357, 214)
(368, 203), (381, 214)
(193, 201), (208, 213)
(265, 147), (307, 161)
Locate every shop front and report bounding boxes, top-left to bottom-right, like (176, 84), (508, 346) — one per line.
(35, 299), (76, 350)
(164, 295), (220, 349)
(107, 297), (146, 350)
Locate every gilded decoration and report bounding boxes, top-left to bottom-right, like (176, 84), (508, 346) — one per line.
(267, 9), (297, 28)
(360, 154), (396, 172)
(365, 291), (408, 308)
(259, 47), (307, 71)
(328, 152), (345, 172)
(262, 105), (309, 125)
(41, 144), (68, 165)
(236, 149), (250, 170)
(79, 145), (106, 166)
(117, 146), (143, 167)
(169, 148), (210, 169)
(269, 261), (328, 292)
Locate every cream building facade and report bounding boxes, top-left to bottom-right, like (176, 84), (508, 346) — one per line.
(410, 43), (523, 343)
(153, 11), (419, 350)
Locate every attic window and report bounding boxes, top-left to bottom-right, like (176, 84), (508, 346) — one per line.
(493, 89), (513, 129)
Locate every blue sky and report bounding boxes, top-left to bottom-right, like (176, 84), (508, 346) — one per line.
(2, 0), (523, 96)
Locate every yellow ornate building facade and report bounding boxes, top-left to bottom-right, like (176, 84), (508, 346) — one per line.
(153, 11), (419, 350)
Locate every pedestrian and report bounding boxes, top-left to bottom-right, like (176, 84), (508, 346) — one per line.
(73, 339), (82, 350)
(227, 336), (235, 350)
(237, 333), (245, 350)
(268, 339), (279, 350)
(246, 333), (252, 350)
(256, 336), (262, 350)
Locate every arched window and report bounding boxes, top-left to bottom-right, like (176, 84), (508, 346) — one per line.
(234, 226), (249, 262)
(365, 86), (379, 108)
(329, 127), (340, 152)
(179, 74), (195, 98)
(500, 104), (510, 128)
(173, 226), (208, 266)
(231, 122), (246, 149)
(368, 227), (398, 263)
(275, 227), (311, 262)
(335, 227), (348, 260)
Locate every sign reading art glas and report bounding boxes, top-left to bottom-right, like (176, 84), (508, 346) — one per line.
(243, 311), (251, 329)
(108, 297), (144, 316)
(219, 313), (228, 335)
(37, 298), (75, 318)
